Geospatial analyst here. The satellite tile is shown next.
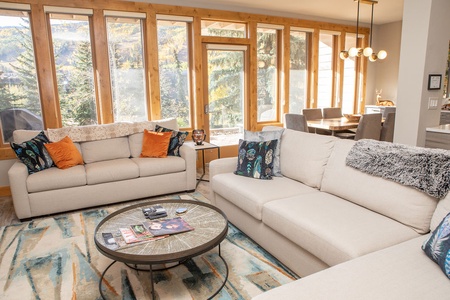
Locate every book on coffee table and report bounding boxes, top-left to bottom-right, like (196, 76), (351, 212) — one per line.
(144, 217), (194, 237)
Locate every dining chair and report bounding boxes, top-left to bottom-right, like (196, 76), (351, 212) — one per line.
(301, 108), (322, 120)
(322, 107), (343, 119)
(302, 108), (326, 134)
(380, 112), (395, 142)
(335, 113), (382, 141)
(284, 114), (309, 132)
(382, 106), (396, 119)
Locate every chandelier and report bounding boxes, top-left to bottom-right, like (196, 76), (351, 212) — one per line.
(340, 0), (387, 62)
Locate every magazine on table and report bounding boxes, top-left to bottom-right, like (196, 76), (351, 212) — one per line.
(143, 217), (194, 237)
(101, 226), (168, 250)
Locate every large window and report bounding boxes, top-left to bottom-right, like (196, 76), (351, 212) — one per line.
(106, 14), (147, 122)
(0, 9), (42, 144)
(257, 25), (280, 122)
(317, 32), (336, 108)
(289, 29), (309, 113)
(341, 34), (358, 114)
(201, 20), (246, 38)
(157, 18), (191, 127)
(49, 12), (97, 127)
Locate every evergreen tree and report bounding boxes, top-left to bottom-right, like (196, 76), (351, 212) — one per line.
(69, 41), (97, 125)
(11, 19), (41, 116)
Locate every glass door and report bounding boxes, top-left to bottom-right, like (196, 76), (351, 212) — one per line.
(203, 44), (247, 147)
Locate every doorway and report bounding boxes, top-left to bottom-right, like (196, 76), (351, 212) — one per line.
(203, 44), (248, 147)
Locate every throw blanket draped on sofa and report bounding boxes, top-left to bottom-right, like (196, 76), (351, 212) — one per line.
(346, 139), (450, 199)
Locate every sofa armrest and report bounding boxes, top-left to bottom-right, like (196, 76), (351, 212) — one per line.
(209, 157), (237, 179)
(179, 144), (197, 190)
(209, 157), (237, 203)
(8, 161), (32, 219)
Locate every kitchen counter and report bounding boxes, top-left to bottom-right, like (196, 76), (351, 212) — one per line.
(425, 124), (450, 150)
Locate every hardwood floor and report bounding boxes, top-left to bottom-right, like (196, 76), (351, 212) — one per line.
(0, 167), (212, 227)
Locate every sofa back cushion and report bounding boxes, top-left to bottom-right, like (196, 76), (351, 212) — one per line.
(81, 137), (130, 163)
(280, 129), (336, 189)
(431, 192), (450, 231)
(321, 139), (439, 234)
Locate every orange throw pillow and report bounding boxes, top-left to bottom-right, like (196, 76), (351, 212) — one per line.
(44, 136), (84, 169)
(140, 130), (172, 158)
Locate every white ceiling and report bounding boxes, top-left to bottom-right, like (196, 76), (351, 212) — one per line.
(135, 0), (404, 25)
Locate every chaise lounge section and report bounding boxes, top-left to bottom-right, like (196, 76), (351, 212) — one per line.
(210, 128), (450, 298)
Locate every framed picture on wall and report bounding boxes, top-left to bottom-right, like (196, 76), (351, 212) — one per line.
(428, 74), (442, 90)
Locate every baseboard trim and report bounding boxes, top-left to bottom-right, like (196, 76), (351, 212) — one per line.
(0, 186), (11, 197)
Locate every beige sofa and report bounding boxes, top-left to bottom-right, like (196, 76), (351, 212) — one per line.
(209, 128), (450, 298)
(8, 118), (196, 220)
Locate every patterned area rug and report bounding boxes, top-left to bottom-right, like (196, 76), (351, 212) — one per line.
(0, 193), (298, 299)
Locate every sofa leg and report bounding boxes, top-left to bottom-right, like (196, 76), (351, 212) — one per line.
(186, 189), (196, 193)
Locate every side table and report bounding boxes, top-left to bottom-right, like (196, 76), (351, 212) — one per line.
(185, 141), (220, 187)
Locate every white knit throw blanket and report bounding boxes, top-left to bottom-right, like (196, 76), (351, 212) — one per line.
(346, 139), (450, 199)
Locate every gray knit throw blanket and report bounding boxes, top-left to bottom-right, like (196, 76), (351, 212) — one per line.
(346, 139), (450, 199)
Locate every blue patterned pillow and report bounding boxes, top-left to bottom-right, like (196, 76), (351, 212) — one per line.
(10, 131), (54, 174)
(422, 212), (450, 279)
(154, 125), (188, 157)
(234, 139), (278, 180)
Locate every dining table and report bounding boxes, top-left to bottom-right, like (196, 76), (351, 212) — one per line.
(307, 117), (360, 135)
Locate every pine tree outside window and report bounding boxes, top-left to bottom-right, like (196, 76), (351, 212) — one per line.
(0, 9), (43, 144)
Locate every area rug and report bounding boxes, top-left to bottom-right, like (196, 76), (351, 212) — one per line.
(0, 192), (298, 299)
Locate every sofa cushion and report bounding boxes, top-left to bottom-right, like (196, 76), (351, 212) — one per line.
(131, 157), (186, 177)
(45, 136), (84, 169)
(252, 235), (450, 300)
(80, 137), (130, 164)
(262, 192), (420, 267)
(279, 129), (336, 189)
(27, 165), (86, 193)
(235, 139), (278, 180)
(211, 172), (319, 220)
(431, 192), (450, 231)
(140, 130), (172, 158)
(129, 133), (145, 158)
(422, 212), (450, 279)
(10, 131), (54, 174)
(85, 158), (139, 185)
(246, 127), (284, 176)
(321, 139), (438, 234)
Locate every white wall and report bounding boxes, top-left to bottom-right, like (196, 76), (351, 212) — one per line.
(395, 0), (450, 146)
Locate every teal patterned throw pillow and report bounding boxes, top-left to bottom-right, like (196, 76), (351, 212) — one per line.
(422, 212), (450, 279)
(10, 131), (54, 174)
(234, 139), (278, 180)
(154, 125), (188, 157)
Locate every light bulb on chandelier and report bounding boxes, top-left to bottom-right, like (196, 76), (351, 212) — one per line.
(340, 0), (387, 63)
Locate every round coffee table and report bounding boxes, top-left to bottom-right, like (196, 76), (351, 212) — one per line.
(94, 199), (228, 299)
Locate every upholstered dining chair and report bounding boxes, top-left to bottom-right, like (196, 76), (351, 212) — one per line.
(380, 112), (395, 142)
(301, 108), (322, 120)
(301, 108), (326, 134)
(322, 107), (343, 119)
(336, 113), (382, 141)
(382, 106), (396, 119)
(284, 113), (309, 132)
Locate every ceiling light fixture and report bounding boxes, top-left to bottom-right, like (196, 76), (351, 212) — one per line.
(340, 0), (387, 62)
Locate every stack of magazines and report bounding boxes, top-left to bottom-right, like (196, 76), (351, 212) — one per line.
(101, 217), (194, 250)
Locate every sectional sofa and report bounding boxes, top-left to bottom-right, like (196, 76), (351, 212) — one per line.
(209, 128), (450, 298)
(8, 118), (196, 220)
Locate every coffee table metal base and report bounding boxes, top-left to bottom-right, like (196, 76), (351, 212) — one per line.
(99, 244), (228, 300)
